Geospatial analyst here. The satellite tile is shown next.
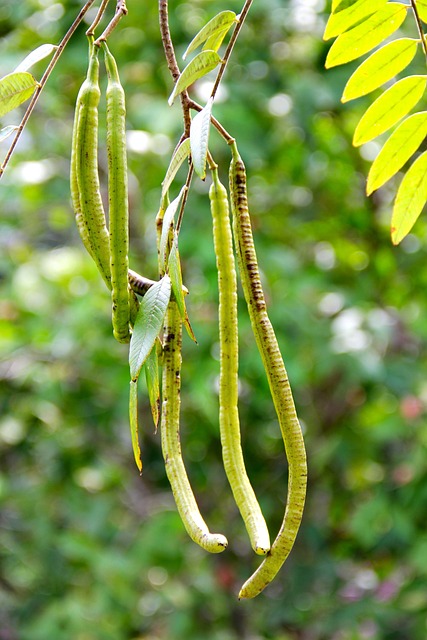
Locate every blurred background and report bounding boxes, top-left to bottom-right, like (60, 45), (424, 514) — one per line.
(2, 0), (427, 638)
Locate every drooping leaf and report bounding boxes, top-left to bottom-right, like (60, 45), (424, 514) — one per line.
(0, 72), (38, 118)
(14, 44), (57, 73)
(129, 380), (143, 473)
(391, 150), (427, 244)
(203, 27), (232, 53)
(367, 112), (427, 194)
(168, 234), (197, 342)
(342, 38), (418, 102)
(168, 50), (221, 105)
(325, 3), (408, 68)
(129, 275), (171, 380)
(353, 75), (426, 146)
(144, 345), (160, 431)
(183, 11), (236, 59)
(161, 138), (191, 197)
(190, 97), (213, 179)
(0, 125), (19, 143)
(416, 0), (427, 23)
(324, 0), (387, 41)
(159, 186), (187, 269)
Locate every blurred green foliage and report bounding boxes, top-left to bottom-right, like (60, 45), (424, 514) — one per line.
(2, 0), (427, 638)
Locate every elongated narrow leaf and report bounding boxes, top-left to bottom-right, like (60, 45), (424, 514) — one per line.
(129, 275), (171, 380)
(159, 186), (187, 269)
(168, 234), (197, 342)
(0, 72), (38, 118)
(367, 112), (427, 194)
(168, 50), (221, 105)
(0, 125), (18, 143)
(324, 0), (387, 41)
(161, 138), (191, 197)
(183, 11), (236, 59)
(353, 75), (426, 146)
(203, 27), (231, 53)
(416, 0), (427, 23)
(190, 97), (213, 179)
(325, 3), (408, 68)
(391, 150), (427, 244)
(14, 44), (57, 73)
(144, 345), (160, 431)
(342, 38), (418, 102)
(129, 380), (143, 473)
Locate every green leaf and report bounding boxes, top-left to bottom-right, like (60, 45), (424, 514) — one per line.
(168, 234), (196, 342)
(161, 138), (191, 197)
(129, 275), (171, 380)
(325, 3), (408, 68)
(144, 345), (160, 431)
(353, 75), (426, 147)
(190, 97), (213, 180)
(0, 125), (18, 143)
(416, 0), (427, 23)
(324, 0), (387, 41)
(391, 150), (427, 244)
(342, 38), (418, 102)
(183, 11), (236, 59)
(202, 28), (231, 53)
(0, 72), (38, 118)
(367, 112), (427, 194)
(168, 51), (221, 105)
(159, 186), (187, 270)
(14, 44), (57, 73)
(129, 380), (143, 473)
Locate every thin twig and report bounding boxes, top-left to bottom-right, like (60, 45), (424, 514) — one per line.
(0, 0), (98, 179)
(86, 0), (110, 36)
(410, 0), (427, 57)
(94, 0), (128, 45)
(210, 0), (253, 101)
(159, 0), (191, 136)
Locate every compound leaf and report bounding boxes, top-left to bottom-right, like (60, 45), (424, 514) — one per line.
(391, 150), (427, 244)
(324, 0), (387, 41)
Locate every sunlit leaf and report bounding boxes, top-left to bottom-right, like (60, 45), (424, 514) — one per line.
(168, 50), (221, 105)
(168, 234), (196, 342)
(190, 97), (213, 180)
(353, 76), (426, 147)
(0, 72), (38, 118)
(367, 112), (427, 194)
(144, 345), (160, 431)
(342, 38), (418, 102)
(391, 150), (427, 244)
(324, 0), (387, 41)
(161, 138), (191, 197)
(129, 380), (143, 473)
(14, 44), (57, 73)
(129, 275), (171, 381)
(416, 0), (427, 23)
(183, 10), (236, 59)
(159, 186), (187, 270)
(0, 125), (19, 143)
(325, 3), (408, 68)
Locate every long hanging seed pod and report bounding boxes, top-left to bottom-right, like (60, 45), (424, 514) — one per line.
(161, 300), (228, 553)
(229, 141), (307, 599)
(70, 38), (111, 290)
(104, 42), (131, 343)
(209, 165), (270, 556)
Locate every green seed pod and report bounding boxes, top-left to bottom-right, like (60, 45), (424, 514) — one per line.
(161, 301), (228, 554)
(229, 142), (307, 599)
(209, 166), (270, 556)
(104, 42), (130, 343)
(71, 38), (111, 290)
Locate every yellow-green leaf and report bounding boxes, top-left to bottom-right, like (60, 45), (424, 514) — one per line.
(0, 72), (38, 118)
(144, 345), (160, 431)
(325, 3), (408, 68)
(367, 111), (427, 194)
(190, 97), (213, 179)
(161, 138), (191, 197)
(168, 51), (221, 105)
(342, 38), (418, 102)
(391, 150), (427, 244)
(353, 75), (426, 147)
(129, 380), (143, 473)
(324, 0), (387, 41)
(168, 234), (197, 342)
(416, 0), (427, 23)
(159, 186), (186, 269)
(183, 10), (236, 59)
